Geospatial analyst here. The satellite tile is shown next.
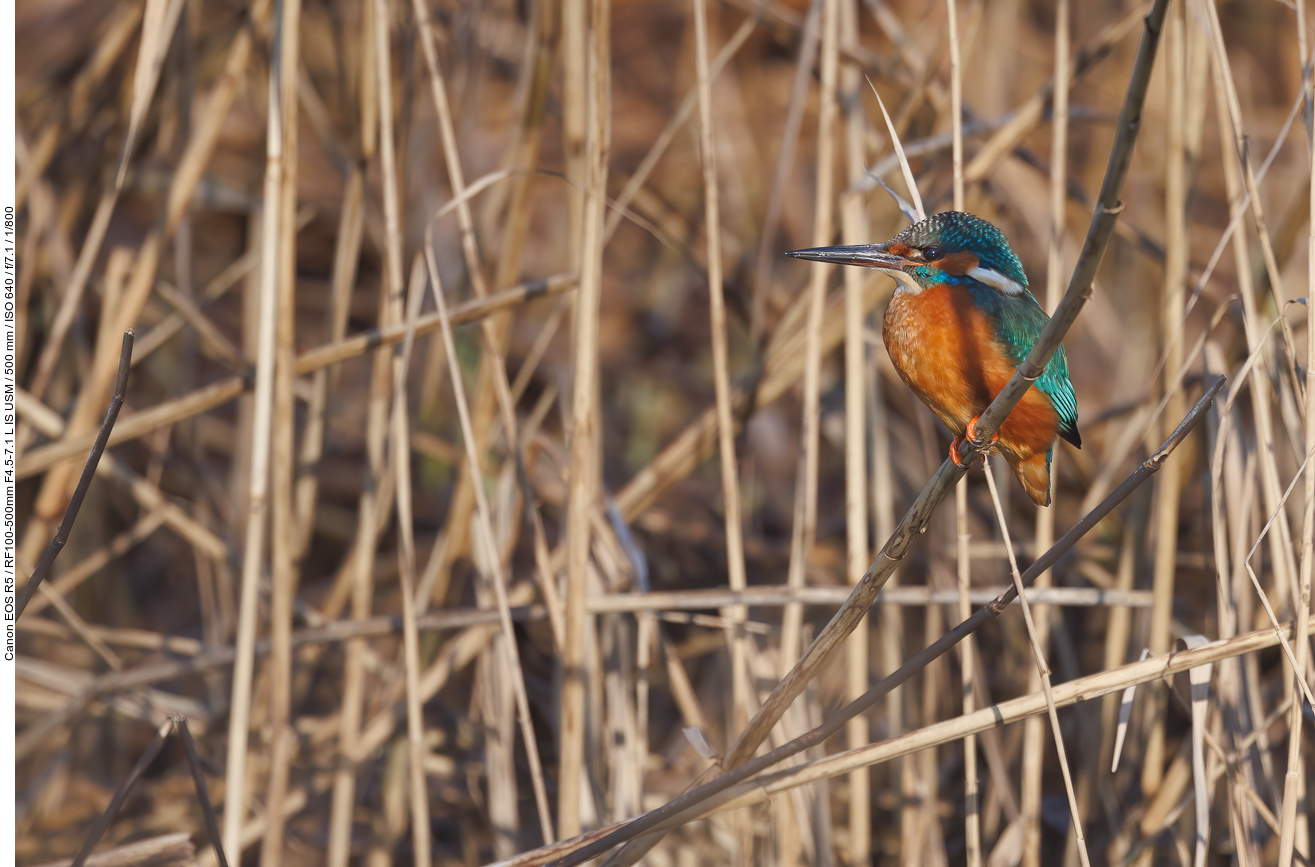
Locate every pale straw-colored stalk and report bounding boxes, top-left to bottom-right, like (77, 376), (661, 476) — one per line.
(326, 0), (390, 860)
(1281, 1), (1315, 862)
(983, 458), (1090, 866)
(368, 0), (431, 859)
(685, 623), (1299, 827)
(750, 0), (821, 344)
(691, 0), (751, 761)
(946, 0), (979, 862)
(293, 167), (363, 554)
(782, 0), (838, 678)
(1142, 0), (1190, 813)
(260, 0), (302, 859)
(840, 0), (870, 859)
(424, 241), (557, 843)
(603, 2), (769, 246)
(558, 0), (610, 840)
(387, 257), (434, 867)
(1022, 0), (1068, 856)
(221, 3), (286, 851)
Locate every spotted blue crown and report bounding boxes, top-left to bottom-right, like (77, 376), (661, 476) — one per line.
(895, 212), (1029, 290)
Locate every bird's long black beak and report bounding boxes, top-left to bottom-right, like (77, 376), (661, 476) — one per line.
(784, 243), (908, 270)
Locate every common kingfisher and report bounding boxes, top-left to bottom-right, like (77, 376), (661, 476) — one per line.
(787, 211), (1081, 507)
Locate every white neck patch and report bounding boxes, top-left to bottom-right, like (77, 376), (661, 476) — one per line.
(878, 267), (925, 296)
(968, 266), (1026, 296)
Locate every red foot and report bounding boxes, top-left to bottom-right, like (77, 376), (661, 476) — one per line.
(951, 416), (999, 467)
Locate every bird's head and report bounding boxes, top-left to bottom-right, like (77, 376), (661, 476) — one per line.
(786, 211), (1029, 297)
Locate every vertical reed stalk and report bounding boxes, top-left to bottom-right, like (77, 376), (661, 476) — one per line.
(782, 0), (837, 674)
(1022, 0), (1068, 849)
(872, 79), (930, 867)
(370, 1), (430, 860)
(691, 0), (751, 750)
(326, 1), (388, 860)
(839, 0), (869, 859)
(424, 241), (556, 843)
(945, 1), (979, 863)
(1280, 4), (1315, 864)
(390, 258), (434, 867)
(1142, 0), (1189, 813)
(1204, 341), (1262, 864)
(294, 167), (363, 555)
(559, 0), (610, 839)
(750, 0), (821, 345)
(222, 1), (286, 851)
(1203, 33), (1308, 861)
(1202, 0), (1299, 613)
(955, 479), (979, 867)
(408, 0), (521, 617)
(260, 0), (302, 860)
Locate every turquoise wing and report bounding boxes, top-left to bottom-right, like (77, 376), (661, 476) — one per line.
(969, 285), (1082, 447)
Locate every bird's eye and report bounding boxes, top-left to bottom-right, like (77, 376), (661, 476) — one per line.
(922, 247), (944, 262)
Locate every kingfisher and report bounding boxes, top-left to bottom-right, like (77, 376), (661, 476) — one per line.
(787, 211), (1080, 507)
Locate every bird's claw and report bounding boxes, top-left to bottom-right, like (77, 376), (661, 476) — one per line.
(951, 417), (999, 467)
(949, 436), (972, 468)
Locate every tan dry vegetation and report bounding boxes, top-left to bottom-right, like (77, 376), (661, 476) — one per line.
(12, 0), (1315, 864)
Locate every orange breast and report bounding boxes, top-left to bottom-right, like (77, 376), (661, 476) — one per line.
(882, 285), (1059, 461)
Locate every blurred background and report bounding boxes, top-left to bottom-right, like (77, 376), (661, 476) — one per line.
(13, 0), (1314, 864)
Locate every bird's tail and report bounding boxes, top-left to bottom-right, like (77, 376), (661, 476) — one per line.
(1009, 448), (1052, 507)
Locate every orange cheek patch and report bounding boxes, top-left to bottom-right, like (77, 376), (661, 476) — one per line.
(885, 242), (912, 257)
(937, 251), (979, 277)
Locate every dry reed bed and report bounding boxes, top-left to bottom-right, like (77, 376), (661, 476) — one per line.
(12, 0), (1314, 864)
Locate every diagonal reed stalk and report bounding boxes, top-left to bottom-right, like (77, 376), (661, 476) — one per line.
(424, 234), (556, 844)
(527, 373), (1222, 867)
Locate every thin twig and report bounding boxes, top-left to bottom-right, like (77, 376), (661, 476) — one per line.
(981, 457), (1091, 867)
(178, 717), (230, 867)
(69, 719), (174, 867)
(424, 237), (557, 845)
(16, 330), (134, 618)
